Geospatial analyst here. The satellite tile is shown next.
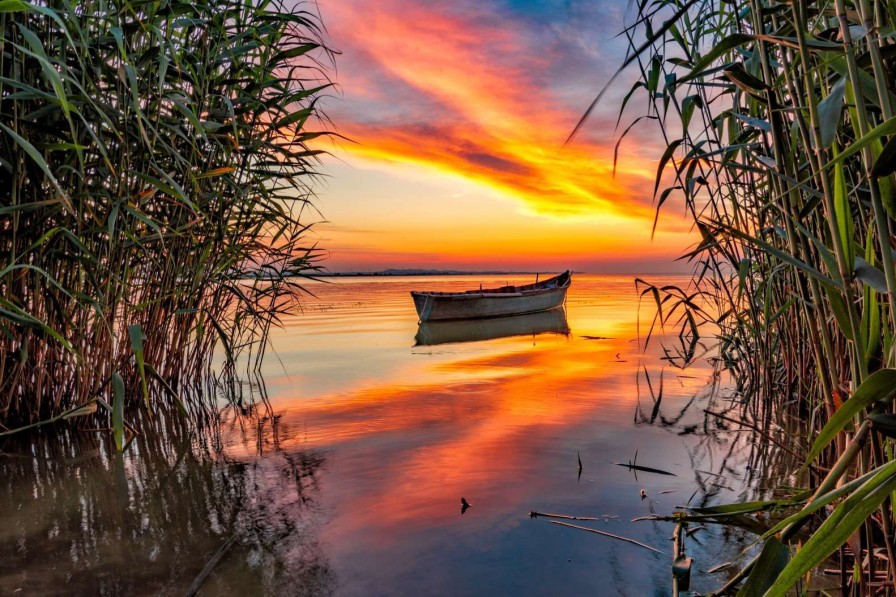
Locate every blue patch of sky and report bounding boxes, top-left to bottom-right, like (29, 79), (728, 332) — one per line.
(502, 0), (625, 35)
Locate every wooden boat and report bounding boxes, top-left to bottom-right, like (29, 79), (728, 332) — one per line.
(414, 308), (570, 346)
(410, 271), (571, 322)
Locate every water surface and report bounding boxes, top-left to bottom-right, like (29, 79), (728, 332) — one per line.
(1, 274), (780, 595)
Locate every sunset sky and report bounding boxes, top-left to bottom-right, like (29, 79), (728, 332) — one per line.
(310, 0), (696, 273)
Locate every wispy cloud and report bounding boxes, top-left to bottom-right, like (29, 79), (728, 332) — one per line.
(320, 0), (664, 222)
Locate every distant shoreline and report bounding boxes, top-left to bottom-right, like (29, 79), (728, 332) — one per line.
(316, 269), (549, 277)
(311, 269), (691, 277)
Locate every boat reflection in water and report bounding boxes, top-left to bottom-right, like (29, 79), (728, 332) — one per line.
(414, 307), (570, 346)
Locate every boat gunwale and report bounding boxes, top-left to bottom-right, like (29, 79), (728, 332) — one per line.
(410, 271), (571, 299)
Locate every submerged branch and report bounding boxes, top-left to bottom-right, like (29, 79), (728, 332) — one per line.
(529, 511), (600, 521)
(549, 521), (669, 556)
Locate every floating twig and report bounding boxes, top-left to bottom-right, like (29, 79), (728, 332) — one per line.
(706, 561), (733, 574)
(615, 449), (678, 476)
(634, 515), (682, 522)
(186, 535), (237, 596)
(550, 521), (669, 556)
(530, 511), (600, 521)
(615, 462), (677, 476)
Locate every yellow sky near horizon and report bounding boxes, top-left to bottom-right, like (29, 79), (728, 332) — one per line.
(309, 0), (698, 273)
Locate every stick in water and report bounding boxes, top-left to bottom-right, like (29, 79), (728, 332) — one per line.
(550, 521), (669, 556)
(530, 511), (599, 521)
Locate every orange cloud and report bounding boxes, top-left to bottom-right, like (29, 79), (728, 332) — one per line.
(321, 0), (666, 224)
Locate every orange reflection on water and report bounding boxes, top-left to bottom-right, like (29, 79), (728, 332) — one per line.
(0, 275), (742, 597)
(232, 275), (715, 551)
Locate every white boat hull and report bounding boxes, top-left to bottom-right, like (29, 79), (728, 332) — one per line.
(410, 272), (571, 322)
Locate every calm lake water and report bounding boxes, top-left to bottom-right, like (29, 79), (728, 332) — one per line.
(0, 274), (784, 596)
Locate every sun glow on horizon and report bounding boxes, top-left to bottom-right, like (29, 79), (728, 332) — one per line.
(311, 0), (695, 273)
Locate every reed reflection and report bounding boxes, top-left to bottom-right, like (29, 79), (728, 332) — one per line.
(414, 308), (570, 346)
(0, 380), (333, 596)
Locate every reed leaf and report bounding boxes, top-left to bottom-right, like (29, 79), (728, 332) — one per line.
(735, 537), (788, 597)
(595, 0), (896, 588)
(803, 369), (896, 469)
(0, 0), (333, 427)
(854, 257), (888, 293)
(872, 136), (896, 177)
(828, 116), (896, 170)
(765, 465), (896, 595)
(128, 325), (149, 411)
(818, 79), (846, 148)
(112, 372), (125, 453)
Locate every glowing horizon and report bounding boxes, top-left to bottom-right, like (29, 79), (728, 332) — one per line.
(310, 0), (696, 273)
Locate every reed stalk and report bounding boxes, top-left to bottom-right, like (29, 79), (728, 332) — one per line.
(586, 0), (896, 590)
(0, 0), (332, 430)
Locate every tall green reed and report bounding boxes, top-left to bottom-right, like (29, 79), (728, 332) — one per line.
(0, 0), (331, 431)
(586, 0), (896, 591)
